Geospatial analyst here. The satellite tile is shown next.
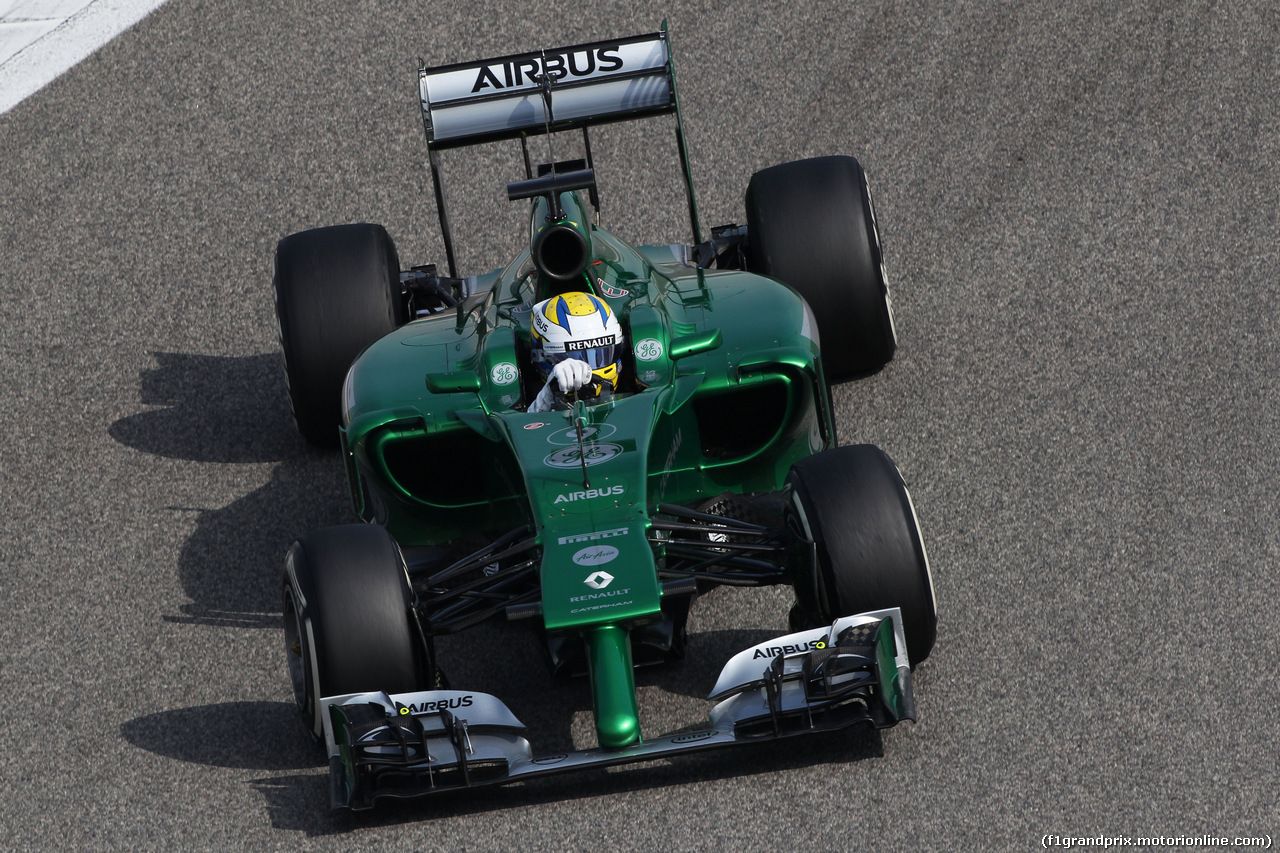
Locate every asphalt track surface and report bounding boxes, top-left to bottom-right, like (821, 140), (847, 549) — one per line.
(2, 2), (1277, 849)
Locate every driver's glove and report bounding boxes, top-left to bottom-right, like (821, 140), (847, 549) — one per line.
(529, 359), (593, 413)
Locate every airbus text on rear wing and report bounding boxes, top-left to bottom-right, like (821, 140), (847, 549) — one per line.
(419, 33), (673, 148)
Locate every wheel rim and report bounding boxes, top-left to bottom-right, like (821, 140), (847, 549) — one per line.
(786, 485), (832, 622)
(284, 586), (321, 736)
(284, 590), (305, 708)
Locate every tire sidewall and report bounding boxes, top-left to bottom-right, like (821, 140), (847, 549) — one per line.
(283, 543), (324, 739)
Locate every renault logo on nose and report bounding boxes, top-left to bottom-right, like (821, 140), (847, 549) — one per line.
(584, 571), (614, 590)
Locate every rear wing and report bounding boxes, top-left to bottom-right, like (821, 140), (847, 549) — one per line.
(420, 32), (674, 147)
(417, 25), (701, 275)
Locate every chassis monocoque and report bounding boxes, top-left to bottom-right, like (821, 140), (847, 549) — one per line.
(273, 27), (936, 810)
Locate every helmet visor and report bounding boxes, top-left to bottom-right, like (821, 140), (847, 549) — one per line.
(546, 345), (616, 371)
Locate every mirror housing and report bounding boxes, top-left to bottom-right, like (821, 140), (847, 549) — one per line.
(426, 371), (482, 394)
(668, 328), (722, 361)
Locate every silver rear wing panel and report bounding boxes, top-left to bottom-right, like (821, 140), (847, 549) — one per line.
(420, 32), (674, 149)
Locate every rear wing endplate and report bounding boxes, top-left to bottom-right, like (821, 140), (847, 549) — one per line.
(417, 25), (701, 275)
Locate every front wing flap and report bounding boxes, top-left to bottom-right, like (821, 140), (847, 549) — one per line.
(321, 608), (915, 810)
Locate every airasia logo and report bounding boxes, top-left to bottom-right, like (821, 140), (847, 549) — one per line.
(575, 546), (619, 568)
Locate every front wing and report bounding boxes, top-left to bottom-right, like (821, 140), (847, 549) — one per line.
(321, 608), (915, 810)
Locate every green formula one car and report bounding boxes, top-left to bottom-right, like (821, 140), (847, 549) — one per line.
(274, 26), (936, 810)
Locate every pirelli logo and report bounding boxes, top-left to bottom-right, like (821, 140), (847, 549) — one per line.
(558, 527), (629, 545)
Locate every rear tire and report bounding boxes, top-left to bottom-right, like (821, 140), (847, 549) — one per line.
(273, 223), (406, 447)
(746, 156), (896, 382)
(786, 445), (936, 665)
(283, 524), (431, 740)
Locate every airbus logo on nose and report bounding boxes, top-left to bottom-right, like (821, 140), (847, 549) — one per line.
(584, 571), (614, 590)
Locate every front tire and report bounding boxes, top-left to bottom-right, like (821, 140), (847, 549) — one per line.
(746, 156), (896, 382)
(273, 223), (406, 447)
(283, 524), (431, 740)
(786, 445), (936, 666)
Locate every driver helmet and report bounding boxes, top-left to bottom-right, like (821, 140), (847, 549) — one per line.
(530, 292), (623, 394)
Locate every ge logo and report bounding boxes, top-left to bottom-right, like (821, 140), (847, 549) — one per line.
(634, 338), (663, 362)
(547, 423), (617, 446)
(544, 444), (623, 469)
(490, 362), (518, 385)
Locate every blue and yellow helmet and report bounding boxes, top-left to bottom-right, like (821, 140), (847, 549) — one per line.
(530, 292), (623, 391)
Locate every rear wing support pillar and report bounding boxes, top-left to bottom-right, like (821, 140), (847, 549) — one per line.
(425, 145), (459, 278)
(667, 32), (701, 245)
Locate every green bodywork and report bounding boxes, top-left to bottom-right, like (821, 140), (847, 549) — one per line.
(340, 190), (835, 748)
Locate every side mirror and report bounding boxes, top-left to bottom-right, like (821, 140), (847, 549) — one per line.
(426, 371), (482, 394)
(668, 328), (723, 361)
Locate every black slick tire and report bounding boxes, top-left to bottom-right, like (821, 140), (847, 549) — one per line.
(786, 444), (936, 666)
(273, 223), (406, 447)
(283, 524), (430, 741)
(746, 156), (896, 382)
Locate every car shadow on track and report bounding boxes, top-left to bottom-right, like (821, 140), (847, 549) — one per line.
(120, 701), (318, 772)
(109, 352), (351, 628)
(109, 352), (297, 465)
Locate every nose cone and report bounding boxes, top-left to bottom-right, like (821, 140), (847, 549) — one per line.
(586, 624), (641, 748)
